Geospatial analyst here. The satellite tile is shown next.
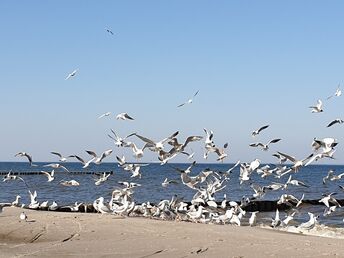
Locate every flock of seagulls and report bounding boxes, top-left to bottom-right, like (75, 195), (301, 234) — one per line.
(1, 77), (344, 234)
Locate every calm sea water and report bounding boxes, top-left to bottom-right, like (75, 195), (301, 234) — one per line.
(1, 162), (344, 228)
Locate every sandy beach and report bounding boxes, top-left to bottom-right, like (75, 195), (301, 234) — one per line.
(0, 208), (342, 258)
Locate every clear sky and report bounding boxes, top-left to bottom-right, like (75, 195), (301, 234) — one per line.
(0, 1), (343, 164)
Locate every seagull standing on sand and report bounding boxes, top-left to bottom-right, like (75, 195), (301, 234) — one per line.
(116, 112), (134, 121)
(249, 211), (259, 226)
(65, 69), (78, 80)
(252, 125), (269, 137)
(177, 90), (199, 107)
(19, 211), (27, 222)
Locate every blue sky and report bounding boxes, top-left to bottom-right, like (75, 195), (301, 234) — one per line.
(0, 1), (343, 164)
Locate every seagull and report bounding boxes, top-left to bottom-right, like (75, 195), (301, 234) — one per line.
(309, 99), (323, 113)
(105, 27), (114, 35)
(108, 129), (135, 147)
(19, 212), (27, 222)
(276, 151), (313, 171)
(50, 152), (71, 162)
(69, 155), (94, 169)
(249, 211), (259, 226)
(65, 69), (78, 80)
(11, 195), (21, 206)
(311, 137), (338, 153)
(282, 211), (296, 226)
(63, 202), (83, 212)
(129, 143), (144, 159)
(271, 209), (281, 228)
(319, 193), (341, 208)
(327, 84), (342, 99)
(272, 153), (287, 164)
(161, 178), (178, 187)
(298, 212), (318, 230)
(285, 175), (309, 188)
(60, 179), (80, 186)
(94, 172), (111, 186)
(14, 152), (36, 166)
(44, 163), (69, 172)
(49, 201), (58, 211)
(177, 90), (199, 107)
(28, 190), (39, 209)
(116, 112), (134, 121)
(252, 125), (269, 137)
(133, 131), (179, 152)
(98, 112), (111, 119)
(41, 170), (55, 182)
(327, 119), (344, 128)
(249, 139), (281, 151)
(85, 149), (113, 164)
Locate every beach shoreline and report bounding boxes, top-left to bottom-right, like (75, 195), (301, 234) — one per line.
(0, 207), (343, 258)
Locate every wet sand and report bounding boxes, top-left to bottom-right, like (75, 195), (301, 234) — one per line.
(0, 207), (343, 258)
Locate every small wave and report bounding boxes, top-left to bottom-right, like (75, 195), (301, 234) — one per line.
(260, 223), (344, 239)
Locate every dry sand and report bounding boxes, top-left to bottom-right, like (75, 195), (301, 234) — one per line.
(0, 207), (343, 258)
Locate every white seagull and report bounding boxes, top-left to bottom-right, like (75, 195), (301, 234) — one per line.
(252, 125), (269, 137)
(309, 99), (323, 113)
(98, 112), (111, 119)
(249, 138), (281, 151)
(116, 112), (134, 121)
(44, 163), (69, 172)
(19, 212), (27, 222)
(327, 84), (342, 99)
(85, 149), (113, 164)
(177, 90), (199, 108)
(15, 152), (36, 166)
(50, 152), (71, 162)
(41, 170), (55, 182)
(65, 69), (78, 80)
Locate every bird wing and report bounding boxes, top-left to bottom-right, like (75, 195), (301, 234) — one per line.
(86, 150), (97, 158)
(249, 142), (264, 147)
(277, 151), (296, 163)
(134, 134), (155, 145)
(124, 113), (134, 120)
(268, 138), (281, 145)
(51, 152), (62, 158)
(327, 120), (338, 127)
(193, 90), (199, 97)
(177, 102), (186, 108)
(258, 125), (269, 133)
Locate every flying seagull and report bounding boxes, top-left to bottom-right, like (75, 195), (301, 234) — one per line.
(15, 152), (36, 166)
(249, 139), (281, 151)
(98, 112), (111, 119)
(106, 27), (114, 35)
(309, 99), (323, 113)
(327, 119), (344, 128)
(116, 112), (134, 121)
(251, 125), (269, 137)
(50, 152), (71, 162)
(327, 84), (342, 99)
(177, 90), (199, 107)
(65, 69), (78, 80)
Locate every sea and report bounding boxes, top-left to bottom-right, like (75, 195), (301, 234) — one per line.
(1, 162), (344, 236)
